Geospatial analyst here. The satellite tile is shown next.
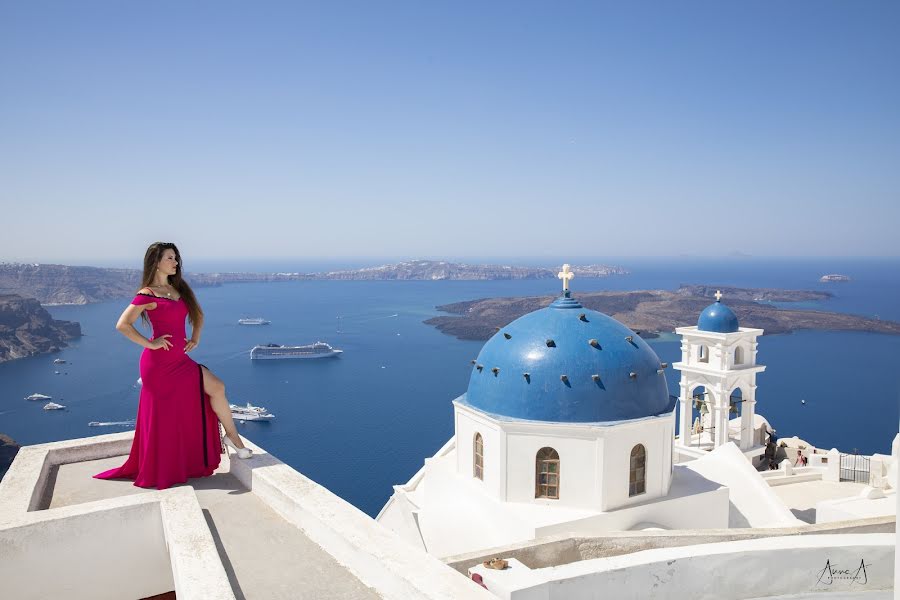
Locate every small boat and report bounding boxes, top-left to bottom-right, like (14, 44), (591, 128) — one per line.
(53, 358), (67, 364)
(88, 419), (136, 427)
(800, 399), (806, 405)
(43, 402), (65, 410)
(239, 318), (271, 326)
(25, 393), (52, 401)
(54, 371), (60, 374)
(250, 341), (343, 360)
(136, 377), (143, 387)
(230, 402), (275, 422)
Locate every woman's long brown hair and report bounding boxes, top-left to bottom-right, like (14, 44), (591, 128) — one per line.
(138, 242), (203, 328)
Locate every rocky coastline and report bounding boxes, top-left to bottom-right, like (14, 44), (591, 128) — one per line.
(0, 294), (82, 363)
(0, 434), (20, 481)
(424, 286), (900, 341)
(0, 260), (627, 305)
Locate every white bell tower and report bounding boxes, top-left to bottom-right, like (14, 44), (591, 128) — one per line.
(673, 291), (766, 459)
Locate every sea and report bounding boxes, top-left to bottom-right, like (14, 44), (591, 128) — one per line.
(1, 257), (898, 517)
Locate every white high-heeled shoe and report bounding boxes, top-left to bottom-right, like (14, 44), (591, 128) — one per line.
(222, 434), (252, 459)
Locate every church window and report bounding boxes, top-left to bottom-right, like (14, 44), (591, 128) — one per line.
(474, 433), (484, 480)
(698, 345), (709, 363)
(629, 444), (646, 497)
(734, 346), (744, 365)
(535, 447), (560, 499)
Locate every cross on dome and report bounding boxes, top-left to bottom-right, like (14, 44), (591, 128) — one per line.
(715, 289), (723, 302)
(558, 264), (574, 294)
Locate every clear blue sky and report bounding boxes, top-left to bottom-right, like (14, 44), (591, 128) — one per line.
(1, 1), (897, 264)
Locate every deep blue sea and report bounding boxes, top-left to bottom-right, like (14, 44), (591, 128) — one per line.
(1, 257), (898, 516)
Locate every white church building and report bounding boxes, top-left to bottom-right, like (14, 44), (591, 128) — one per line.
(377, 269), (788, 558)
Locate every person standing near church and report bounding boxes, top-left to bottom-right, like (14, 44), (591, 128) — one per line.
(95, 242), (252, 490)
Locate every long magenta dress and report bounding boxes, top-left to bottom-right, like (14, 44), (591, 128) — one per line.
(94, 292), (222, 489)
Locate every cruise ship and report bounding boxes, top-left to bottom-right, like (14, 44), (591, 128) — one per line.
(25, 393), (52, 401)
(230, 402), (275, 421)
(238, 318), (271, 325)
(250, 342), (343, 360)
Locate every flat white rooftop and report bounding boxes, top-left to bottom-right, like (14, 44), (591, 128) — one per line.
(47, 455), (379, 600)
(0, 432), (497, 600)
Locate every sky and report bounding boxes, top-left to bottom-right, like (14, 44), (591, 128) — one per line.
(1, 1), (898, 265)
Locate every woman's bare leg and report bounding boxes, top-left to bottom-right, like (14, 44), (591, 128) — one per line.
(200, 365), (247, 449)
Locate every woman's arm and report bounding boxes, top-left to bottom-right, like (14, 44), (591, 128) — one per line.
(184, 313), (203, 352)
(116, 295), (172, 350)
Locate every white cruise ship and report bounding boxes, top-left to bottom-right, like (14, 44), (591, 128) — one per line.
(25, 393), (52, 401)
(250, 342), (343, 360)
(230, 402), (275, 421)
(238, 318), (271, 325)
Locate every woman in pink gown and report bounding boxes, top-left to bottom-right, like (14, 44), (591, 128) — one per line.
(95, 242), (252, 490)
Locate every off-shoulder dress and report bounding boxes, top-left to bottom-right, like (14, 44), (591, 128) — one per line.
(94, 293), (222, 489)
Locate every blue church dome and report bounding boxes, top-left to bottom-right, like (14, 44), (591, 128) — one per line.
(462, 295), (673, 423)
(697, 297), (740, 333)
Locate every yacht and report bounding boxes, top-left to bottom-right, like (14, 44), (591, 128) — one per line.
(819, 274), (850, 282)
(53, 358), (67, 364)
(250, 342), (343, 360)
(88, 420), (136, 427)
(239, 318), (271, 325)
(230, 402), (275, 422)
(43, 402), (66, 410)
(25, 393), (52, 401)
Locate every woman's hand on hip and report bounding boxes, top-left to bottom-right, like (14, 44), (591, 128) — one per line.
(184, 337), (199, 353)
(149, 334), (173, 351)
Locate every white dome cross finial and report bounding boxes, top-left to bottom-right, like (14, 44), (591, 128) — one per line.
(558, 264), (575, 293)
(715, 289), (723, 302)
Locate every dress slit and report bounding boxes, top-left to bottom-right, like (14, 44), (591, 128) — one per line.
(198, 363), (208, 468)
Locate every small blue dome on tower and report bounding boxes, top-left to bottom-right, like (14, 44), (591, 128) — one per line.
(463, 284), (672, 423)
(697, 290), (740, 333)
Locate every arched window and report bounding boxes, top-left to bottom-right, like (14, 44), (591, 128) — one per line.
(535, 447), (560, 499)
(629, 444), (646, 497)
(473, 433), (484, 480)
(734, 346), (744, 365)
(698, 345), (709, 363)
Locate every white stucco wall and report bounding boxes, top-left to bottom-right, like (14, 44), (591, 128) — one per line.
(0, 501), (174, 600)
(471, 534), (895, 600)
(456, 406), (507, 500)
(455, 403), (674, 512)
(598, 418), (673, 511)
(534, 484), (728, 537)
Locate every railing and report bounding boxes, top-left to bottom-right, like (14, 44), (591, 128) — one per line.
(839, 452), (871, 483)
